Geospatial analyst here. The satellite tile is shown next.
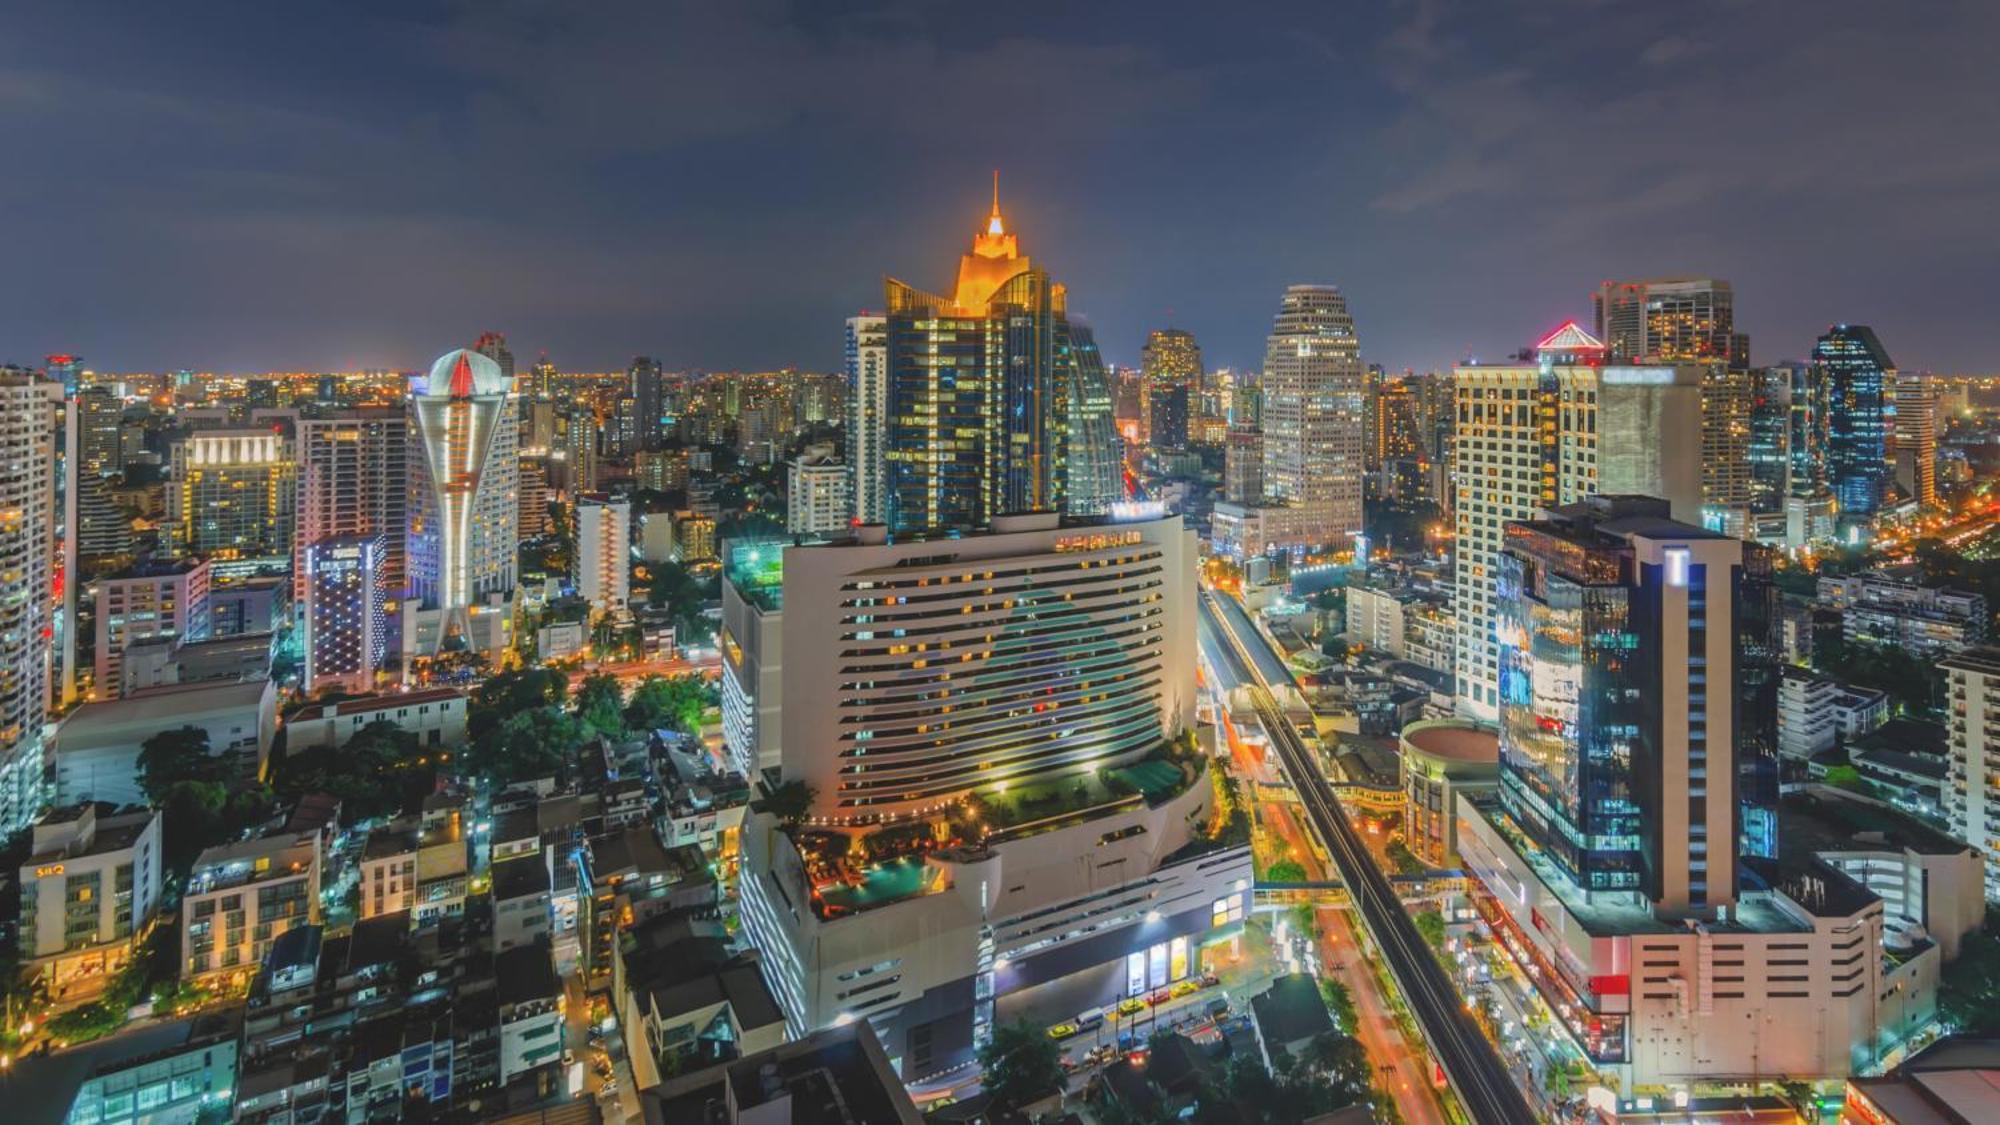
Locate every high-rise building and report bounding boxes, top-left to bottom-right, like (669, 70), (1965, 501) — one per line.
(1815, 324), (1895, 522)
(1141, 328), (1202, 451)
(93, 559), (211, 700)
(1260, 285), (1365, 551)
(730, 512), (1246, 1074)
(0, 375), (57, 835)
(1699, 367), (1754, 511)
(1060, 320), (1122, 517)
(1224, 427), (1265, 505)
(76, 385), (126, 478)
(631, 356), (666, 452)
(1894, 370), (1937, 508)
(1591, 278), (1745, 369)
(517, 454), (552, 537)
(473, 331), (515, 383)
(1450, 323), (1702, 719)
(1746, 367), (1793, 509)
(403, 348), (519, 669)
(786, 453), (851, 536)
(1458, 495), (1922, 1086)
(557, 410), (599, 494)
(295, 409), (408, 599)
(574, 494), (631, 619)
(1944, 647), (2000, 899)
(846, 314), (891, 526)
(878, 183), (1118, 532)
(168, 428), (296, 561)
(303, 534), (387, 695)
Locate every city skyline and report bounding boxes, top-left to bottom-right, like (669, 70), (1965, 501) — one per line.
(6, 2), (1999, 375)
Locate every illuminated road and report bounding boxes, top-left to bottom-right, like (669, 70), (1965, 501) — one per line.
(1202, 589), (1537, 1125)
(1319, 904), (1451, 1125)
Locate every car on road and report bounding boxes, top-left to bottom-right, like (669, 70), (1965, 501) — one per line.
(1117, 997), (1146, 1016)
(1170, 979), (1201, 999)
(1046, 1022), (1078, 1040)
(562, 1049), (574, 1066)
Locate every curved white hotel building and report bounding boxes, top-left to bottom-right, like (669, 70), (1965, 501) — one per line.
(402, 348), (519, 669)
(730, 512), (1251, 1082)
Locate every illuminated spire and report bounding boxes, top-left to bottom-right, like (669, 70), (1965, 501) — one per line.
(987, 170), (1004, 236)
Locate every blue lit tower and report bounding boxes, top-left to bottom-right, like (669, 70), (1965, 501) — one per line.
(1814, 324), (1894, 522)
(304, 534), (387, 694)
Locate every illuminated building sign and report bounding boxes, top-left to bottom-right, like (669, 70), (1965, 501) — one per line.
(1053, 530), (1142, 553)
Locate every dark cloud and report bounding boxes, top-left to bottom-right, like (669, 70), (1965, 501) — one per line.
(0, 0), (1994, 374)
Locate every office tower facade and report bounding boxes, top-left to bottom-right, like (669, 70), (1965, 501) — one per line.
(1261, 285), (1365, 550)
(1815, 325), (1894, 521)
(295, 410), (409, 600)
(1450, 323), (1702, 719)
(557, 410), (599, 494)
(168, 429), (297, 561)
(1061, 321), (1122, 516)
(1496, 498), (1743, 915)
(1700, 367), (1754, 510)
(1746, 368), (1793, 509)
(1894, 370), (1937, 507)
(94, 559), (211, 700)
(845, 314), (890, 526)
(303, 534), (387, 694)
(574, 494), (631, 619)
(76, 385), (126, 478)
(0, 376), (56, 835)
(517, 454), (552, 537)
(1224, 426), (1265, 505)
(473, 331), (516, 382)
(1591, 278), (1745, 369)
(631, 356), (666, 451)
(1142, 328), (1202, 451)
(879, 187), (1118, 533)
(404, 348), (519, 667)
(787, 454), (851, 535)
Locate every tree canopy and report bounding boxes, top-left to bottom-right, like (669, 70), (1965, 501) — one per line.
(977, 1020), (1065, 1111)
(138, 726), (227, 803)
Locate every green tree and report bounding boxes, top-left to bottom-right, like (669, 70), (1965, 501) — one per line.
(1262, 859), (1309, 883)
(757, 780), (816, 829)
(1941, 907), (2000, 1033)
(645, 560), (719, 645)
(1413, 909), (1448, 950)
(138, 726), (227, 803)
(1318, 977), (1359, 1034)
(468, 708), (586, 787)
(624, 675), (714, 734)
(469, 668), (569, 740)
(573, 673), (626, 738)
(276, 721), (426, 823)
(976, 1020), (1064, 1111)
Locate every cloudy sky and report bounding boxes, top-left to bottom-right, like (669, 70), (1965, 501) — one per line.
(4, 0), (1995, 374)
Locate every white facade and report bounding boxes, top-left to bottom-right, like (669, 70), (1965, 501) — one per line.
(575, 494), (632, 617)
(282, 688), (468, 753)
(1779, 667), (1841, 760)
(1945, 647), (2000, 900)
(762, 512), (1197, 824)
(0, 376), (55, 836)
(93, 560), (210, 702)
(1458, 794), (1934, 1085)
(1260, 285), (1364, 551)
(720, 578), (784, 781)
(788, 455), (852, 535)
(54, 679), (279, 808)
(1343, 585), (1407, 657)
(1450, 341), (1702, 719)
(18, 805), (162, 990)
(181, 831), (321, 985)
(404, 348), (519, 664)
(846, 315), (889, 525)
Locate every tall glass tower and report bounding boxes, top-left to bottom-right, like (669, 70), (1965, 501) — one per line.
(1261, 285), (1364, 549)
(879, 181), (1118, 533)
(1814, 324), (1894, 521)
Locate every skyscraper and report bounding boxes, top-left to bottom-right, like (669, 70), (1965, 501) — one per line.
(304, 534), (387, 695)
(878, 182), (1117, 532)
(1495, 497), (1744, 916)
(0, 375), (55, 834)
(1746, 367), (1793, 509)
(574, 493), (631, 619)
(1141, 328), (1202, 451)
(404, 348), (519, 669)
(1814, 324), (1894, 522)
(845, 315), (889, 527)
(1450, 323), (1702, 719)
(1591, 278), (1745, 369)
(786, 453), (851, 535)
(1261, 285), (1365, 550)
(295, 409), (408, 600)
(1895, 369), (1937, 508)
(1224, 426), (1265, 505)
(1699, 367), (1754, 510)
(472, 330), (515, 383)
(630, 356), (666, 452)
(168, 428), (297, 561)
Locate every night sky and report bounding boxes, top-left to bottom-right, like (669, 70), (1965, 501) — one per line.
(5, 0), (1996, 375)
